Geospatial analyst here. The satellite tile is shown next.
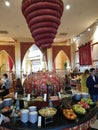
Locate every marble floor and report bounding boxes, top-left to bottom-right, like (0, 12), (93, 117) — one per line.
(91, 116), (98, 130)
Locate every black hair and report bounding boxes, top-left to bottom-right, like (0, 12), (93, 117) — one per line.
(3, 73), (8, 78)
(90, 68), (95, 72)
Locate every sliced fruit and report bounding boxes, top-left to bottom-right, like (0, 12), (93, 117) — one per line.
(63, 108), (77, 120)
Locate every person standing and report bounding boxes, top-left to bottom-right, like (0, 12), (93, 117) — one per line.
(2, 73), (11, 96)
(81, 69), (89, 93)
(86, 68), (98, 103)
(15, 78), (23, 94)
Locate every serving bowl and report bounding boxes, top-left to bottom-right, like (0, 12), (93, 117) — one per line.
(0, 100), (3, 109)
(1, 106), (12, 117)
(73, 93), (81, 101)
(81, 92), (89, 98)
(3, 98), (12, 107)
(39, 107), (57, 118)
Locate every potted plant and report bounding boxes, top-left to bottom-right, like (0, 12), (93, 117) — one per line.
(64, 62), (67, 70)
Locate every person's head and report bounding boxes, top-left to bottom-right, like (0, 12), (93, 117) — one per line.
(90, 68), (96, 76)
(3, 73), (8, 79)
(84, 69), (89, 75)
(16, 78), (22, 85)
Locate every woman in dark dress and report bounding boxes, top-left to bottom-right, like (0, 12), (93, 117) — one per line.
(15, 78), (23, 94)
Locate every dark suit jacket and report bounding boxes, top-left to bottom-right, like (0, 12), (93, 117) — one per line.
(86, 75), (98, 95)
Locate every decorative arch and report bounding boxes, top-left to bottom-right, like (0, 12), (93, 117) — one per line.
(54, 50), (70, 70)
(52, 45), (71, 62)
(20, 42), (34, 64)
(8, 55), (14, 72)
(0, 45), (15, 64)
(0, 50), (14, 71)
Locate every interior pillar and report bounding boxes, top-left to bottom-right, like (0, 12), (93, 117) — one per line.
(15, 41), (21, 78)
(47, 48), (53, 71)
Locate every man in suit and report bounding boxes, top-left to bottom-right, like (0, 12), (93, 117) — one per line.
(86, 68), (98, 103)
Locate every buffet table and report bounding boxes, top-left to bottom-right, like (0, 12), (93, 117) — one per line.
(0, 104), (97, 130)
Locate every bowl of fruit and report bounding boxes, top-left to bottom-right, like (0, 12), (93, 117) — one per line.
(81, 93), (89, 98)
(73, 104), (86, 115)
(63, 108), (77, 120)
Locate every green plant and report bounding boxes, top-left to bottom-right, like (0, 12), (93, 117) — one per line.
(64, 62), (67, 69)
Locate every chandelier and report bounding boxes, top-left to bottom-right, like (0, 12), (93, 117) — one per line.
(22, 0), (64, 49)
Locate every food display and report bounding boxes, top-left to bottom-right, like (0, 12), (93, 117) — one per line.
(63, 108), (77, 120)
(73, 104), (86, 115)
(1, 106), (11, 113)
(78, 101), (90, 109)
(39, 107), (57, 118)
(0, 92), (97, 130)
(34, 96), (44, 102)
(61, 98), (94, 120)
(1, 106), (12, 116)
(81, 98), (94, 105)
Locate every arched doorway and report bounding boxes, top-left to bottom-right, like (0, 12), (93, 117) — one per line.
(54, 50), (70, 70)
(22, 44), (43, 75)
(0, 50), (14, 76)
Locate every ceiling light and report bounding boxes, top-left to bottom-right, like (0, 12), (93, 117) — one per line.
(5, 0), (10, 7)
(73, 36), (77, 42)
(87, 28), (91, 32)
(65, 4), (70, 10)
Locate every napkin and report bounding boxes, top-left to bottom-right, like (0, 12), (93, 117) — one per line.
(0, 114), (3, 125)
(0, 114), (10, 125)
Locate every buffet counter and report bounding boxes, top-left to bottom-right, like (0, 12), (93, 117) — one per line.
(0, 104), (97, 130)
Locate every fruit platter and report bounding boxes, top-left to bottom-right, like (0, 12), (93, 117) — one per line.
(81, 98), (94, 106)
(0, 96), (97, 130)
(62, 98), (95, 120)
(73, 104), (86, 115)
(63, 108), (77, 120)
(77, 100), (90, 109)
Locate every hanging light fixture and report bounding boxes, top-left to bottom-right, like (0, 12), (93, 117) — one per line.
(21, 0), (64, 50)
